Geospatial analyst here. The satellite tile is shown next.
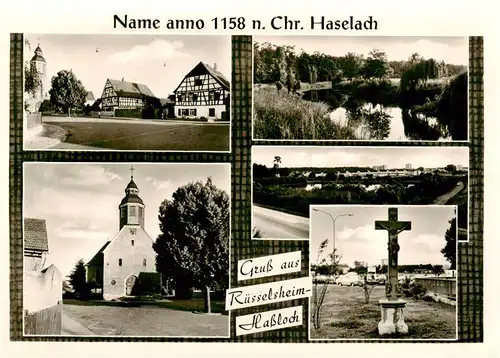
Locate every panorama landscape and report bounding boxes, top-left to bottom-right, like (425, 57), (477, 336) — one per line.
(253, 36), (468, 141)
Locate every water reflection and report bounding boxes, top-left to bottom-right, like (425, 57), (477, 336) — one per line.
(303, 88), (456, 141)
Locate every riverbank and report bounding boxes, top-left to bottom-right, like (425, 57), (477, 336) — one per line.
(253, 77), (451, 140)
(253, 88), (363, 140)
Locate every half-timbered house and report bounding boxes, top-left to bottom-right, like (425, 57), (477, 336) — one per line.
(173, 62), (230, 121)
(100, 78), (157, 112)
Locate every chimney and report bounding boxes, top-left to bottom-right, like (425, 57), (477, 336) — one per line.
(213, 63), (217, 71)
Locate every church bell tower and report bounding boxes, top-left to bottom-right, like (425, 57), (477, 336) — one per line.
(29, 44), (47, 100)
(118, 166), (145, 229)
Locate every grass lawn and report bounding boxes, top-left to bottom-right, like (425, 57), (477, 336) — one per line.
(310, 285), (456, 340)
(43, 119), (230, 151)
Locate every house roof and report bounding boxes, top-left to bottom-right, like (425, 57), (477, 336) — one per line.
(86, 241), (111, 266)
(173, 62), (230, 93)
(159, 97), (174, 106)
(86, 91), (95, 101)
(24, 218), (49, 252)
(107, 79), (156, 99)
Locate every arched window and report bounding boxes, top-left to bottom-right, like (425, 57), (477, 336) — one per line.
(118, 258), (122, 266)
(143, 258), (147, 267)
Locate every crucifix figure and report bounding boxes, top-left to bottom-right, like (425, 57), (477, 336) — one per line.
(375, 207), (411, 300)
(130, 165), (135, 179)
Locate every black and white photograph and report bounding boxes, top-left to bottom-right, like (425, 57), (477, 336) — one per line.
(252, 146), (468, 240)
(23, 34), (231, 151)
(253, 36), (468, 141)
(23, 162), (230, 337)
(309, 205), (457, 340)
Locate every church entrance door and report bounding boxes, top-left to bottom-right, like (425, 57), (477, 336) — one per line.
(125, 275), (138, 295)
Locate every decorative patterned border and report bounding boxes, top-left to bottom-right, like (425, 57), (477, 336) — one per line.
(9, 35), (483, 342)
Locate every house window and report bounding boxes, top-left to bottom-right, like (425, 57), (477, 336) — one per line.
(131, 240), (134, 246)
(143, 258), (147, 267)
(209, 91), (215, 101)
(209, 108), (216, 117)
(189, 93), (198, 102)
(178, 109), (182, 116)
(130, 206), (136, 216)
(214, 91), (221, 101)
(118, 258), (122, 266)
(182, 109), (189, 116)
(194, 77), (203, 86)
(189, 109), (197, 116)
(177, 94), (183, 102)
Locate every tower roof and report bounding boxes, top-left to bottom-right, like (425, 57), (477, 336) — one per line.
(30, 44), (46, 63)
(120, 178), (144, 206)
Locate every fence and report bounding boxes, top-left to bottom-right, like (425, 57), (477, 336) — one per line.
(414, 277), (456, 299)
(24, 301), (62, 335)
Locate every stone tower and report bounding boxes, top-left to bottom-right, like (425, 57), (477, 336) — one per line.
(118, 169), (145, 230)
(29, 44), (47, 100)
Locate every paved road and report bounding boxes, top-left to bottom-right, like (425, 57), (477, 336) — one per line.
(63, 303), (229, 337)
(41, 117), (230, 151)
(253, 205), (309, 239)
(433, 182), (464, 204)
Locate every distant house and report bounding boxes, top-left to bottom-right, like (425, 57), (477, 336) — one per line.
(85, 91), (95, 107)
(100, 78), (157, 112)
(337, 264), (350, 274)
(173, 62), (230, 121)
(159, 96), (175, 119)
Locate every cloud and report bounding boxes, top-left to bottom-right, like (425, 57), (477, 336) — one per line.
(144, 176), (174, 191)
(36, 164), (123, 189)
(108, 39), (189, 64)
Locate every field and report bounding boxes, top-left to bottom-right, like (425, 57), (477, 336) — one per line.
(42, 117), (230, 151)
(310, 285), (456, 340)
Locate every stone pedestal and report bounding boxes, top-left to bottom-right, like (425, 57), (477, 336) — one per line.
(378, 299), (408, 336)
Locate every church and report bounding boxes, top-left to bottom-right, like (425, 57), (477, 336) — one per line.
(173, 62), (230, 121)
(85, 169), (158, 300)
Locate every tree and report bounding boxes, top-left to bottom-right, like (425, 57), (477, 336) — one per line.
(340, 52), (363, 81)
(49, 70), (87, 117)
(312, 239), (341, 330)
(273, 156), (282, 178)
(153, 178), (229, 313)
(441, 217), (457, 269)
(24, 64), (42, 98)
(445, 164), (457, 174)
(361, 49), (390, 80)
(69, 259), (89, 299)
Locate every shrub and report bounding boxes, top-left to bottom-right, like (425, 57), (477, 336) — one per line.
(253, 89), (358, 140)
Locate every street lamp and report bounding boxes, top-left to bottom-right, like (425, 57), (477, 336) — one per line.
(313, 209), (353, 257)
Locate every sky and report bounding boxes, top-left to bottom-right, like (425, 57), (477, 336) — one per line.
(24, 34), (231, 100)
(310, 205), (456, 267)
(252, 146), (469, 169)
(254, 36), (468, 66)
(23, 163), (230, 277)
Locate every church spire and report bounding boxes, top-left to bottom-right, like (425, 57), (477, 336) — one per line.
(119, 167), (145, 229)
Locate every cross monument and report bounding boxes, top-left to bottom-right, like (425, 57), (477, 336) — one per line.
(374, 207), (411, 335)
